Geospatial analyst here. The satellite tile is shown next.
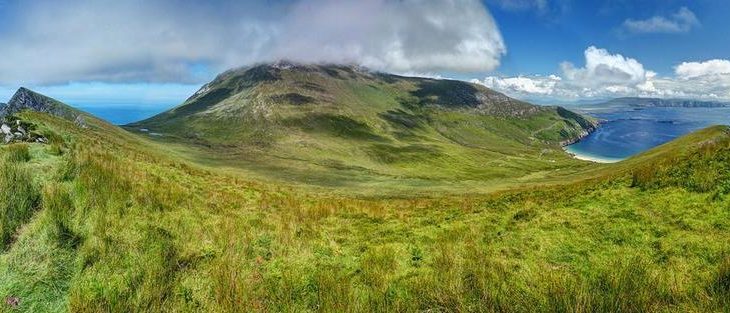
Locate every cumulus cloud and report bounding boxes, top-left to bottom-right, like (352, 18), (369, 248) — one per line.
(622, 7), (699, 34)
(475, 46), (730, 103)
(559, 46), (652, 87)
(477, 75), (560, 95)
(675, 60), (730, 79)
(0, 0), (505, 85)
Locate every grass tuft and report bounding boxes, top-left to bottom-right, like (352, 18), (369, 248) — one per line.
(0, 160), (40, 250)
(3, 144), (31, 163)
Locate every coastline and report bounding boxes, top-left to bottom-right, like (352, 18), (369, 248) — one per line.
(559, 118), (605, 146)
(561, 119), (623, 163)
(563, 146), (623, 163)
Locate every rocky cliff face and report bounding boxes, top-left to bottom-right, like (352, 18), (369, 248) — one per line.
(559, 121), (601, 146)
(2, 87), (74, 119)
(0, 87), (86, 128)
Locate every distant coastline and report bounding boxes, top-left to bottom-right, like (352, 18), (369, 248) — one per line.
(591, 97), (730, 108)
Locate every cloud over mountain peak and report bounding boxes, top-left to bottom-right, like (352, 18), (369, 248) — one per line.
(0, 0), (505, 85)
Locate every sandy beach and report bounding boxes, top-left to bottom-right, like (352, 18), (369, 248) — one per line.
(563, 146), (623, 163)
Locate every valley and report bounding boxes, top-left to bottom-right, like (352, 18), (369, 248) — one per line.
(0, 64), (729, 312)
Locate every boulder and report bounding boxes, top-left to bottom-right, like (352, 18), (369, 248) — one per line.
(0, 124), (10, 135)
(74, 115), (87, 128)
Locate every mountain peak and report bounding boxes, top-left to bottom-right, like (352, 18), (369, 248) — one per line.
(1, 87), (83, 122)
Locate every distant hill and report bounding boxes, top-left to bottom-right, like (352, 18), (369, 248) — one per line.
(127, 62), (599, 184)
(131, 62), (597, 142)
(0, 87), (87, 122)
(598, 97), (730, 108)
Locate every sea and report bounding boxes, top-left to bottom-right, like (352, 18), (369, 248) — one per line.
(76, 105), (171, 125)
(565, 106), (730, 162)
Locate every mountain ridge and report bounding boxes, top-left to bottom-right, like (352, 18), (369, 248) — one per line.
(0, 87), (87, 124)
(126, 63), (600, 186)
(130, 62), (597, 144)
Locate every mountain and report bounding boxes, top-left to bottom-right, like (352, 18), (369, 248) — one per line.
(597, 97), (730, 108)
(0, 87), (89, 125)
(0, 88), (128, 147)
(128, 62), (598, 187)
(132, 63), (596, 144)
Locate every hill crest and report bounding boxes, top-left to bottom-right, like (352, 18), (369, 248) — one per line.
(1, 87), (84, 122)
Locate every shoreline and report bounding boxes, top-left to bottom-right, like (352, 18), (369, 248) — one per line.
(563, 146), (623, 163)
(561, 120), (623, 164)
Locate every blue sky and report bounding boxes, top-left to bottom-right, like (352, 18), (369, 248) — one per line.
(488, 0), (730, 77)
(0, 0), (729, 108)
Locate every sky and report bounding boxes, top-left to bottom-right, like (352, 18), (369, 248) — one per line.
(0, 0), (728, 107)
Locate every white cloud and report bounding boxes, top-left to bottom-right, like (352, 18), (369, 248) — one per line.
(559, 46), (651, 87)
(622, 7), (699, 34)
(477, 75), (560, 95)
(0, 0), (505, 85)
(675, 59), (730, 79)
(474, 46), (730, 103)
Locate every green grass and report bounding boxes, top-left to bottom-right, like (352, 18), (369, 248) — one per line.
(0, 156), (40, 251)
(3, 144), (31, 163)
(125, 64), (597, 194)
(0, 110), (728, 312)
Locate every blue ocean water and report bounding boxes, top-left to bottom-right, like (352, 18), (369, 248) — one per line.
(76, 105), (171, 125)
(566, 107), (730, 160)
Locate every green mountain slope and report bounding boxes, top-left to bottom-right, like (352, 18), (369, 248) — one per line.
(128, 63), (597, 190)
(1, 91), (730, 311)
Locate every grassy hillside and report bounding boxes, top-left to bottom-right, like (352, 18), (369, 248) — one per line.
(0, 93), (729, 311)
(127, 63), (598, 193)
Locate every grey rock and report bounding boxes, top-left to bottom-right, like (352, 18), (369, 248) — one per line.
(3, 134), (13, 144)
(74, 115), (87, 128)
(0, 124), (10, 135)
(2, 88), (84, 126)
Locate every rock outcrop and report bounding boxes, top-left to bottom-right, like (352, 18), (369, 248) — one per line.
(1, 87), (83, 122)
(1, 117), (47, 144)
